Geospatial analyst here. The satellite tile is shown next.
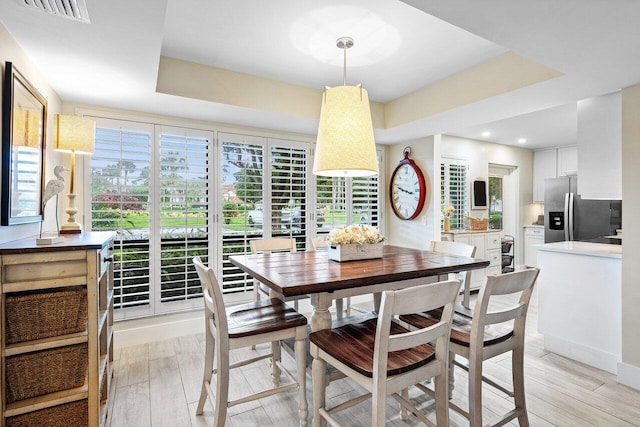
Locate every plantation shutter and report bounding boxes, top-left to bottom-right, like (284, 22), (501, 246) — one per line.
(441, 158), (469, 229)
(89, 118), (154, 318)
(156, 126), (212, 312)
(316, 148), (382, 234)
(219, 133), (265, 300)
(269, 140), (308, 248)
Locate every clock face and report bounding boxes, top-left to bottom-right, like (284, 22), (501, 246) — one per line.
(390, 161), (427, 220)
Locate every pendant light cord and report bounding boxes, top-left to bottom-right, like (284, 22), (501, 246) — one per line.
(343, 43), (347, 86)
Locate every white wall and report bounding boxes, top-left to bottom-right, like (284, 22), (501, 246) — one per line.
(385, 136), (439, 249)
(385, 134), (535, 264)
(443, 136), (535, 265)
(0, 22), (63, 245)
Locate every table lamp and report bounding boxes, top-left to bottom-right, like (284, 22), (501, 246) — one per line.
(54, 114), (95, 234)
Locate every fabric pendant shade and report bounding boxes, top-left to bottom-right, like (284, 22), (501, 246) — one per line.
(313, 85), (378, 177)
(313, 36), (379, 177)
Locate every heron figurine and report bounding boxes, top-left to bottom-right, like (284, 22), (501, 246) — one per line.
(40, 165), (69, 238)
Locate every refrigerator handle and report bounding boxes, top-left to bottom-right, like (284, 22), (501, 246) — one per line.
(568, 193), (575, 241)
(564, 193), (570, 241)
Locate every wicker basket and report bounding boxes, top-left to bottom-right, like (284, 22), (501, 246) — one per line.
(5, 288), (87, 344)
(5, 344), (88, 403)
(6, 399), (87, 427)
(468, 217), (488, 230)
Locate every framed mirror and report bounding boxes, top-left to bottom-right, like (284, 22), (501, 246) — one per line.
(471, 178), (488, 209)
(1, 62), (47, 225)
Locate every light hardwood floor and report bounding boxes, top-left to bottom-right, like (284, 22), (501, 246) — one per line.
(108, 292), (640, 426)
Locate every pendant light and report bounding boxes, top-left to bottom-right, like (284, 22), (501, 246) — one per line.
(313, 37), (379, 177)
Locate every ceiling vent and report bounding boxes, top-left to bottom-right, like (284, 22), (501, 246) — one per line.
(20, 0), (90, 23)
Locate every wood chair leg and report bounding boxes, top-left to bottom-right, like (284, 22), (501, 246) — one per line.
(513, 345), (529, 426)
(434, 370), (450, 427)
(371, 387), (386, 427)
(271, 340), (281, 387)
(335, 299), (344, 320)
(400, 388), (409, 421)
(312, 358), (327, 427)
(213, 353), (229, 427)
(196, 332), (214, 414)
(468, 354), (484, 427)
(448, 351), (456, 400)
(295, 337), (308, 427)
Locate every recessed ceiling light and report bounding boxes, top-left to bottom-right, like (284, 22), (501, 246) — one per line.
(517, 138), (527, 144)
(482, 131), (491, 137)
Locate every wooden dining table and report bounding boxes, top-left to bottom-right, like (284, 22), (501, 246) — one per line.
(229, 244), (490, 332)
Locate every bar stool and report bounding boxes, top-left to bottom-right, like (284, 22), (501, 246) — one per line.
(310, 279), (462, 426)
(193, 257), (309, 426)
(250, 237), (308, 311)
(430, 240), (477, 311)
(401, 268), (540, 427)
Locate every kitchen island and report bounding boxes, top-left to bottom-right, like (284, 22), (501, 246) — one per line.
(537, 241), (622, 374)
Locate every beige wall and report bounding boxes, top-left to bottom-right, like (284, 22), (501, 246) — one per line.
(0, 22), (63, 245)
(621, 85), (640, 379)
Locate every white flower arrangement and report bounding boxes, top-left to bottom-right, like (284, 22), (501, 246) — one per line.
(442, 206), (455, 218)
(328, 225), (385, 246)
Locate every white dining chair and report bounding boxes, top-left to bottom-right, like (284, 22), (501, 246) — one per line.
(430, 240), (477, 310)
(251, 237), (307, 311)
(310, 278), (462, 426)
(401, 268), (540, 427)
(193, 256), (309, 426)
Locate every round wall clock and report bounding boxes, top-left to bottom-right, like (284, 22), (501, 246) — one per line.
(389, 149), (428, 220)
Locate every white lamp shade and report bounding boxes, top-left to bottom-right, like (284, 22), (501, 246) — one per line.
(313, 85), (378, 177)
(54, 114), (95, 154)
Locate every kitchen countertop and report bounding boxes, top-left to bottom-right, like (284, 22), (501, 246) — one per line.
(442, 229), (501, 234)
(536, 241), (622, 259)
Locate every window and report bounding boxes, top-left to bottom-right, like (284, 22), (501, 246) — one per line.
(441, 158), (468, 229)
(88, 118), (384, 317)
(89, 119), (213, 318)
(218, 134), (311, 302)
(489, 176), (503, 229)
(316, 149), (382, 235)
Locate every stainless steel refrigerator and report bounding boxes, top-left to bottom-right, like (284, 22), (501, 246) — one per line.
(544, 176), (622, 243)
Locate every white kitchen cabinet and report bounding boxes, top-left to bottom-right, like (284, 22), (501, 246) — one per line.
(533, 149), (557, 202)
(524, 225), (544, 267)
(442, 230), (502, 290)
(533, 146), (578, 202)
(556, 146), (578, 176)
(577, 91), (622, 199)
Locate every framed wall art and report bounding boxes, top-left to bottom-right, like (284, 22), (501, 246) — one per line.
(1, 61), (47, 225)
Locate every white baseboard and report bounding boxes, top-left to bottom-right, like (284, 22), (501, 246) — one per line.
(113, 294), (376, 350)
(114, 311), (204, 350)
(544, 335), (619, 374)
(618, 362), (640, 391)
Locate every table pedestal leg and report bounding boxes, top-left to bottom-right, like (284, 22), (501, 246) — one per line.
(310, 293), (332, 332)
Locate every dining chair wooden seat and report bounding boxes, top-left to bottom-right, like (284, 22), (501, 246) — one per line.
(193, 257), (309, 427)
(310, 279), (462, 427)
(400, 267), (540, 427)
